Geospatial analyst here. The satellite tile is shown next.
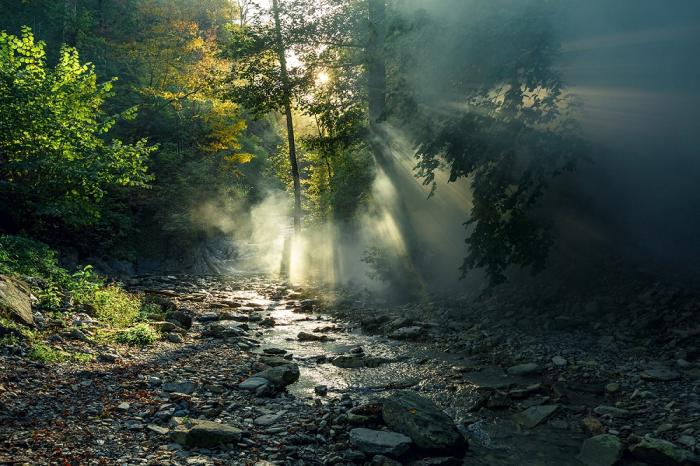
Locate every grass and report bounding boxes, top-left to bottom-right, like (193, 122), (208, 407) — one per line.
(1, 234), (147, 364)
(114, 323), (159, 347)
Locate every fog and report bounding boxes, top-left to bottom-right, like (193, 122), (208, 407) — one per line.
(198, 0), (700, 294)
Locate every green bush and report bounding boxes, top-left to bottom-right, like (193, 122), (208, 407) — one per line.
(138, 302), (164, 322)
(90, 285), (141, 328)
(28, 343), (66, 363)
(115, 323), (158, 346)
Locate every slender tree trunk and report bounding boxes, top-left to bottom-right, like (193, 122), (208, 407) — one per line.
(272, 0), (302, 234)
(367, 0), (386, 126)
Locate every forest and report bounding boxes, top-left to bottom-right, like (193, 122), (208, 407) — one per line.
(0, 1), (699, 465)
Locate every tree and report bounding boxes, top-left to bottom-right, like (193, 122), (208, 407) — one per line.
(0, 27), (155, 231)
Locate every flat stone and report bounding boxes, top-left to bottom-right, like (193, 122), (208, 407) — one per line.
(349, 428), (412, 457)
(593, 405), (629, 417)
(163, 382), (196, 394)
(297, 331), (329, 342)
(254, 414), (282, 426)
(147, 424), (170, 435)
(170, 419), (242, 448)
(577, 434), (623, 466)
(513, 404), (559, 428)
(640, 366), (681, 382)
(388, 326), (423, 341)
(507, 363), (542, 376)
(117, 402), (130, 411)
(239, 377), (269, 391)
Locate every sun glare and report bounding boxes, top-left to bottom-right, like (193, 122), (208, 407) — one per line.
(317, 71), (330, 85)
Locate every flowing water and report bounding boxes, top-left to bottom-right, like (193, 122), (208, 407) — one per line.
(216, 278), (587, 465)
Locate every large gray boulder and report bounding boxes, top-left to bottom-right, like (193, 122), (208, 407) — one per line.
(0, 275), (33, 326)
(170, 419), (242, 448)
(254, 363), (300, 388)
(350, 428), (412, 457)
(203, 320), (248, 338)
(630, 437), (699, 466)
(165, 310), (192, 330)
(382, 391), (465, 451)
(577, 434), (623, 466)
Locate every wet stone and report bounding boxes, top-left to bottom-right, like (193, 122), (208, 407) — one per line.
(577, 434), (623, 466)
(513, 404), (559, 428)
(350, 428), (412, 457)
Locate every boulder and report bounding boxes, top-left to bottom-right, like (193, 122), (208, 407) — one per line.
(350, 428), (412, 457)
(298, 331), (330, 342)
(630, 437), (699, 466)
(388, 326), (423, 341)
(254, 363), (300, 388)
(170, 419), (242, 448)
(382, 390), (464, 451)
(333, 354), (366, 368)
(0, 275), (33, 326)
(577, 434), (623, 466)
(203, 320), (248, 338)
(164, 311), (192, 330)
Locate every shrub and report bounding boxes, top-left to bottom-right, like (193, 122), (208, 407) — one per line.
(90, 285), (141, 328)
(138, 302), (164, 322)
(115, 324), (158, 347)
(28, 343), (66, 363)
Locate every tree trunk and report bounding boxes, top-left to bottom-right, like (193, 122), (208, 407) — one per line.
(367, 0), (386, 126)
(272, 0), (302, 234)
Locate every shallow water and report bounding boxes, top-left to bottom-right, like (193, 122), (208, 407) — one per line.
(223, 280), (587, 465)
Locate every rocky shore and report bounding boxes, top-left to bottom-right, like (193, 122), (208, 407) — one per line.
(1, 274), (699, 465)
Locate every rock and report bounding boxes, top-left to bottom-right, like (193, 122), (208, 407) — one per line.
(170, 419), (242, 448)
(605, 383), (620, 394)
(239, 377), (270, 391)
(254, 364), (300, 388)
(203, 320), (248, 338)
(552, 356), (568, 367)
(593, 405), (629, 417)
(147, 424), (170, 435)
(300, 299), (315, 312)
(577, 434), (623, 466)
(165, 333), (184, 343)
(165, 311), (193, 330)
(66, 328), (90, 342)
(409, 458), (461, 466)
(629, 437), (699, 466)
(513, 405), (559, 428)
(297, 331), (330, 342)
(315, 385), (328, 396)
(382, 390), (464, 451)
(640, 366), (681, 382)
(259, 355), (291, 367)
(254, 414), (282, 426)
(151, 321), (185, 334)
(117, 402), (130, 411)
(0, 275), (33, 326)
(260, 317), (276, 327)
(333, 354), (366, 368)
(582, 417), (605, 436)
(388, 326), (423, 341)
(97, 352), (119, 363)
(350, 428), (412, 457)
(371, 455), (403, 466)
(348, 403), (384, 425)
(163, 382), (196, 394)
(198, 312), (219, 322)
(263, 348), (286, 355)
(507, 363), (542, 376)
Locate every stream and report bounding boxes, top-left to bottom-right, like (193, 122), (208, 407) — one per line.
(220, 277), (588, 466)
